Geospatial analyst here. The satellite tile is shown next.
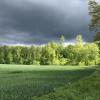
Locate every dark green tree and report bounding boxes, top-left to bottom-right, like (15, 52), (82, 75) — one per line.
(5, 47), (13, 64)
(94, 32), (100, 49)
(0, 46), (5, 64)
(89, 0), (100, 51)
(89, 0), (100, 31)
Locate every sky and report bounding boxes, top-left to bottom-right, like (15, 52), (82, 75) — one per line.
(0, 0), (95, 45)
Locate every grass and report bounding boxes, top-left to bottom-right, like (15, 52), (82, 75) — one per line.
(32, 66), (100, 100)
(0, 64), (97, 100)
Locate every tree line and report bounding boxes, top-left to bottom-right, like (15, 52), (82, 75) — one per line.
(0, 35), (99, 65)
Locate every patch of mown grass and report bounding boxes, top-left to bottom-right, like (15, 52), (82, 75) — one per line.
(0, 65), (95, 100)
(32, 66), (100, 100)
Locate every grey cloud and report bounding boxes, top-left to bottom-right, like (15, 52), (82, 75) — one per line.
(0, 0), (94, 45)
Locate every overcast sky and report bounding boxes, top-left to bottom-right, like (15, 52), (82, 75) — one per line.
(0, 0), (95, 45)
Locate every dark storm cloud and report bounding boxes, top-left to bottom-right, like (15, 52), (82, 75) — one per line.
(0, 0), (94, 45)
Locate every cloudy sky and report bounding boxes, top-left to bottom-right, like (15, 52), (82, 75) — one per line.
(0, 0), (95, 45)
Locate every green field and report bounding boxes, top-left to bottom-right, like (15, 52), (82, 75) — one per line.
(0, 64), (98, 100)
(33, 66), (100, 100)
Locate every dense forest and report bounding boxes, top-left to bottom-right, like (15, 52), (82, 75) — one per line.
(0, 35), (99, 65)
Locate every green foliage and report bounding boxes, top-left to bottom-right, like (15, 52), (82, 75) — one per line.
(94, 32), (100, 49)
(0, 35), (99, 65)
(12, 46), (23, 64)
(0, 46), (5, 63)
(89, 0), (100, 31)
(75, 34), (83, 47)
(89, 0), (100, 50)
(82, 43), (99, 65)
(60, 35), (65, 45)
(5, 47), (13, 64)
(40, 42), (59, 65)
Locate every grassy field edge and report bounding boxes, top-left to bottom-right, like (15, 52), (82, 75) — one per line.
(32, 66), (100, 100)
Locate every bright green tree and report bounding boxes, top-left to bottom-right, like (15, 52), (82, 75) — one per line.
(76, 34), (83, 47)
(60, 35), (65, 45)
(12, 46), (23, 64)
(40, 42), (59, 65)
(82, 43), (99, 65)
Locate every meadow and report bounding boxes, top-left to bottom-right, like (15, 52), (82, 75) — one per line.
(0, 64), (96, 100)
(33, 66), (100, 100)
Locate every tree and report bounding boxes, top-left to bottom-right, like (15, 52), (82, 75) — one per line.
(76, 34), (83, 47)
(74, 35), (84, 65)
(20, 47), (32, 64)
(33, 47), (41, 65)
(89, 0), (100, 51)
(0, 46), (5, 64)
(5, 47), (13, 64)
(94, 32), (100, 49)
(40, 42), (59, 65)
(82, 43), (99, 65)
(89, 0), (100, 31)
(30, 46), (36, 64)
(0, 35), (99, 65)
(12, 46), (23, 64)
(60, 35), (65, 45)
(62, 45), (76, 65)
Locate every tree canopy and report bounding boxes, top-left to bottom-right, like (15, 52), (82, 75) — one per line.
(89, 0), (100, 31)
(0, 35), (99, 66)
(89, 0), (100, 49)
